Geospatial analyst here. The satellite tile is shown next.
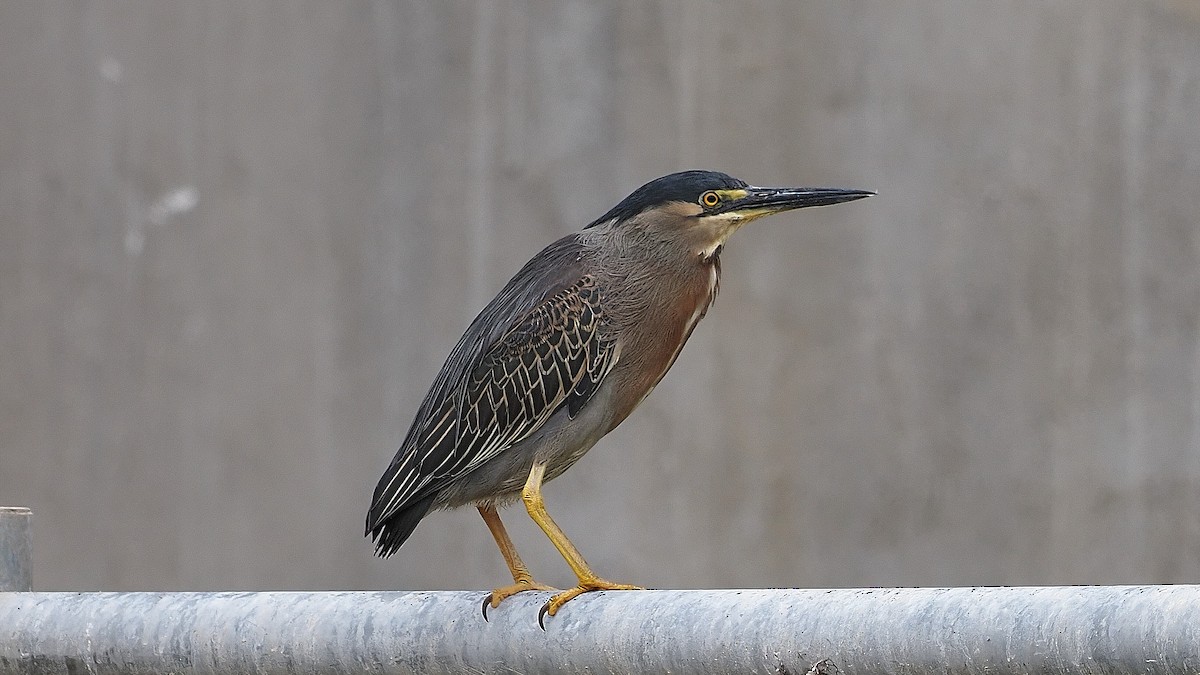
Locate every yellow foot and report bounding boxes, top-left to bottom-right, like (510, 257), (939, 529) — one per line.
(537, 578), (643, 628)
(481, 580), (558, 621)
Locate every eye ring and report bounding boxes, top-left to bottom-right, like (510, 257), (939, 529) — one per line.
(700, 191), (721, 208)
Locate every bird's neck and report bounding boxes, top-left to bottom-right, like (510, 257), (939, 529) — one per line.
(593, 235), (720, 428)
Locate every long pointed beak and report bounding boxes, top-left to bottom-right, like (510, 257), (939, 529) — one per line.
(722, 186), (874, 216)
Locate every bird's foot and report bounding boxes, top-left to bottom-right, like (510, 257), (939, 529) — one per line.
(481, 579), (558, 621)
(537, 577), (643, 628)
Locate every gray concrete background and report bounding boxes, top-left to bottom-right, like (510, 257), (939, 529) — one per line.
(0, 2), (1197, 592)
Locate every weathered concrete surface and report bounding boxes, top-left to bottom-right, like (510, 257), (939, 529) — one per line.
(2, 587), (1199, 674)
(0, 3), (1198, 593)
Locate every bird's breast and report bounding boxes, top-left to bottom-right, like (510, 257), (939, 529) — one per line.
(605, 259), (718, 427)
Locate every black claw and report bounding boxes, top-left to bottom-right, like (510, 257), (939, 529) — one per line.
(481, 593), (493, 622)
(537, 601), (551, 630)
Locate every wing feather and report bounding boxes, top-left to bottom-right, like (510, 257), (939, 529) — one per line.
(367, 236), (617, 546)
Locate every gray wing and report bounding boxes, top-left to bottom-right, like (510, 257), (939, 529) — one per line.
(367, 237), (617, 546)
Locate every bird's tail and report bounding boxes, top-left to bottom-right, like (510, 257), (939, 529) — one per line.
(366, 492), (437, 558)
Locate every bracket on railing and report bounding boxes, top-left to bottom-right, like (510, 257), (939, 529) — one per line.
(0, 507), (31, 592)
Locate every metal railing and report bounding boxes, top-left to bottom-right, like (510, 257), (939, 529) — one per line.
(2, 507), (1198, 674)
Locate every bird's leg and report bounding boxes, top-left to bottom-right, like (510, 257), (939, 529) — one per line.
(478, 504), (556, 618)
(521, 462), (642, 626)
(479, 504), (548, 586)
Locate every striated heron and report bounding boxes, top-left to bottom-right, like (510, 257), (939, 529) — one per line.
(367, 170), (872, 626)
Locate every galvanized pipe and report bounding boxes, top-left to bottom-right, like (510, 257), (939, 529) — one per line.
(0, 508), (31, 592)
(1, 586), (1198, 674)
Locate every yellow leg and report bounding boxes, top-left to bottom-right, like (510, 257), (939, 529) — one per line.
(521, 462), (642, 626)
(477, 505), (556, 619)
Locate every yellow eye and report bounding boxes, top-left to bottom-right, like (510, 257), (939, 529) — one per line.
(701, 191), (720, 208)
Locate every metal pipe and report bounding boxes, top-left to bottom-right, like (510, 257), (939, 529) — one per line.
(1, 586), (1198, 674)
(0, 508), (31, 592)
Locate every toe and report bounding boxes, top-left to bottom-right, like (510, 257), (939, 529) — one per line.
(537, 578), (641, 626)
(481, 580), (558, 621)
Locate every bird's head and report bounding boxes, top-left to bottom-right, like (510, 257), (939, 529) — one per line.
(587, 170), (873, 259)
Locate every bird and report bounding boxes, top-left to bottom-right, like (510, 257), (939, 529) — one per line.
(366, 170), (872, 625)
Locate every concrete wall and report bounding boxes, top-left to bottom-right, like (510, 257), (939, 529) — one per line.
(1, 1), (1198, 592)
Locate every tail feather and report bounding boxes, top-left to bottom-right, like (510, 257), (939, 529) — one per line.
(366, 492), (437, 558)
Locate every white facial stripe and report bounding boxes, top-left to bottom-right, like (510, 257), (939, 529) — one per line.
(695, 212), (746, 258)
